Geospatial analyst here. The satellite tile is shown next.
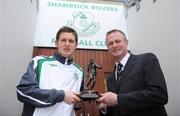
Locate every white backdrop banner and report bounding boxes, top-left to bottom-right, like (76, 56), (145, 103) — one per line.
(34, 0), (128, 50)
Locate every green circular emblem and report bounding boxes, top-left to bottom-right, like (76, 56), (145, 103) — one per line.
(67, 11), (100, 37)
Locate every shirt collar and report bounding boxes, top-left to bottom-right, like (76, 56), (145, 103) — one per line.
(116, 52), (130, 70)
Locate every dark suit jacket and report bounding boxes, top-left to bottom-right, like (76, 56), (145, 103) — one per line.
(104, 53), (168, 116)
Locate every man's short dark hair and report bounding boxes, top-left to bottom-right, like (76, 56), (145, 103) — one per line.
(56, 26), (78, 43)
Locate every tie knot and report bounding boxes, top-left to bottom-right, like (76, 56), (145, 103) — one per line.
(116, 63), (123, 71)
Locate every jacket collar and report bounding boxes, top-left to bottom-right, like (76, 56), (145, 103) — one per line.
(109, 54), (136, 92)
(54, 53), (73, 65)
(115, 54), (136, 91)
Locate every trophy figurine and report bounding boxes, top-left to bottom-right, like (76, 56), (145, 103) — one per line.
(79, 58), (102, 100)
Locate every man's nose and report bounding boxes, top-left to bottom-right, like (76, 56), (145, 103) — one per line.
(112, 42), (117, 47)
(65, 40), (70, 45)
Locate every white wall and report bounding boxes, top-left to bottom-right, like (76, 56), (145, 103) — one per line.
(177, 3), (180, 116)
(0, 1), (36, 116)
(179, 2), (180, 75)
(0, 0), (179, 116)
(127, 0), (180, 115)
(0, 1), (2, 94)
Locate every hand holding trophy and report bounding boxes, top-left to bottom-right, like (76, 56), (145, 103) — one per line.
(79, 58), (102, 101)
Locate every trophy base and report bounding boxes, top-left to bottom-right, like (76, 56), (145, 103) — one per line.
(78, 90), (100, 101)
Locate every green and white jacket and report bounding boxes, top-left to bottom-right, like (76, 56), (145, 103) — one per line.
(17, 53), (84, 116)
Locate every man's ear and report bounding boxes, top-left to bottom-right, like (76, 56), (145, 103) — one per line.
(125, 39), (128, 44)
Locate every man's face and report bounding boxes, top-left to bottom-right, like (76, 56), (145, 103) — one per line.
(106, 31), (128, 61)
(56, 32), (77, 58)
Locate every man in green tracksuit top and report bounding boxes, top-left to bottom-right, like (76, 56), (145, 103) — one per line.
(16, 26), (84, 116)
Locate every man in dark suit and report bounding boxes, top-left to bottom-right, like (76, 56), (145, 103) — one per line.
(97, 29), (168, 116)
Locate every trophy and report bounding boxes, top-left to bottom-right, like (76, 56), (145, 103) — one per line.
(78, 58), (102, 101)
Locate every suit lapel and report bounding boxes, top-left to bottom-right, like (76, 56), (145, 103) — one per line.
(116, 54), (136, 91)
(108, 73), (118, 93)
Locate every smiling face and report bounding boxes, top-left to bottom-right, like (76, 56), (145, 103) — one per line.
(56, 32), (77, 58)
(106, 31), (128, 62)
